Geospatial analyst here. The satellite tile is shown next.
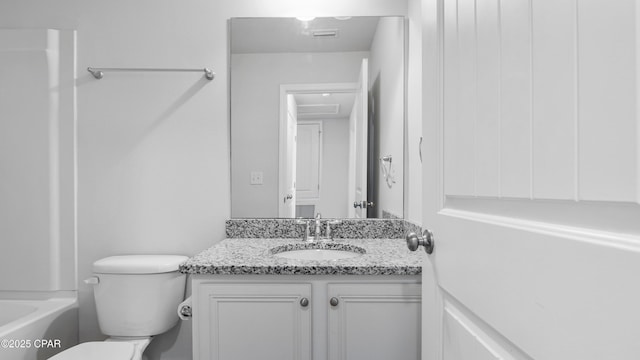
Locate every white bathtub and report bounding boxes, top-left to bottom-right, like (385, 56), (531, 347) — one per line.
(0, 296), (78, 360)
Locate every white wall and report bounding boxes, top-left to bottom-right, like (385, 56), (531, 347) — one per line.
(369, 17), (406, 218)
(76, 2), (226, 358)
(0, 0), (409, 359)
(231, 51), (368, 218)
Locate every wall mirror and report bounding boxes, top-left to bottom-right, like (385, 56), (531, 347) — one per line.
(230, 16), (405, 219)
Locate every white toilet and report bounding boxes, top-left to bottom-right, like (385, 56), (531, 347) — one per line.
(50, 255), (189, 360)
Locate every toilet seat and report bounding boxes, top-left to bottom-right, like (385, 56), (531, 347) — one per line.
(48, 341), (134, 360)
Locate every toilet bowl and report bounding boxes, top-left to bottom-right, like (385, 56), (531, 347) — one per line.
(49, 255), (188, 360)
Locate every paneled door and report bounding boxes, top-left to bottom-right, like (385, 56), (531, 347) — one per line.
(421, 0), (640, 359)
(350, 58), (369, 218)
(296, 121), (322, 201)
(279, 94), (297, 217)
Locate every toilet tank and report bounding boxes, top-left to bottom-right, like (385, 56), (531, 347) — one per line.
(91, 255), (188, 337)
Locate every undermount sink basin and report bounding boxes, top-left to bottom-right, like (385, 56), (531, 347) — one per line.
(271, 243), (366, 261)
(274, 249), (361, 261)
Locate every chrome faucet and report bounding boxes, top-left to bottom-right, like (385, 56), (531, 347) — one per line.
(313, 213), (323, 241)
(297, 213), (340, 242)
(295, 218), (311, 242)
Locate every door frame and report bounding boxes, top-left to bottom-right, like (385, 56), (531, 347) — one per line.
(421, 0), (445, 358)
(278, 83), (357, 217)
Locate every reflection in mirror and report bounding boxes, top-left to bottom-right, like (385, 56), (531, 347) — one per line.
(230, 16), (405, 219)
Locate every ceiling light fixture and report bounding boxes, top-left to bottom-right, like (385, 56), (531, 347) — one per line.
(334, 16), (352, 20)
(296, 16), (316, 22)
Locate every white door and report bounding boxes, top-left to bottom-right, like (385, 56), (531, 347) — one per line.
(421, 0), (640, 359)
(350, 58), (369, 218)
(296, 121), (322, 201)
(279, 94), (297, 217)
(347, 96), (358, 218)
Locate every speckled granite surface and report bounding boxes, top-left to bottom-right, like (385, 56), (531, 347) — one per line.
(226, 218), (410, 239)
(180, 238), (422, 275)
(404, 220), (422, 237)
(382, 210), (401, 219)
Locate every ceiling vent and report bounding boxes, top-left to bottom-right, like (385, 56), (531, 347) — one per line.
(297, 104), (340, 116)
(311, 29), (339, 38)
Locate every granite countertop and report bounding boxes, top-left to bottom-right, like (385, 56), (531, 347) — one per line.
(179, 238), (423, 276)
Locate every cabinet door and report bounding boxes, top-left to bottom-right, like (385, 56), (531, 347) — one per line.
(328, 283), (421, 360)
(196, 283), (311, 360)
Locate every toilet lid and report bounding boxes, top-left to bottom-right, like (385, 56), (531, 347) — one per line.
(49, 341), (134, 360)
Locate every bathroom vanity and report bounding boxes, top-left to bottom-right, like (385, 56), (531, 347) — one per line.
(181, 234), (422, 360)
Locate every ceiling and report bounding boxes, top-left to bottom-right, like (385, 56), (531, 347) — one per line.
(230, 17), (380, 54)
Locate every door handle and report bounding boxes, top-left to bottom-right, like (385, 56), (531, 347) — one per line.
(284, 194), (293, 203)
(353, 201), (375, 209)
(406, 230), (435, 254)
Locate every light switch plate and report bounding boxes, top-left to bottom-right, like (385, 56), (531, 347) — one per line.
(250, 171), (264, 185)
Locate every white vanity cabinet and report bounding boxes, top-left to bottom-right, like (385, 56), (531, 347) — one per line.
(192, 275), (421, 360)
